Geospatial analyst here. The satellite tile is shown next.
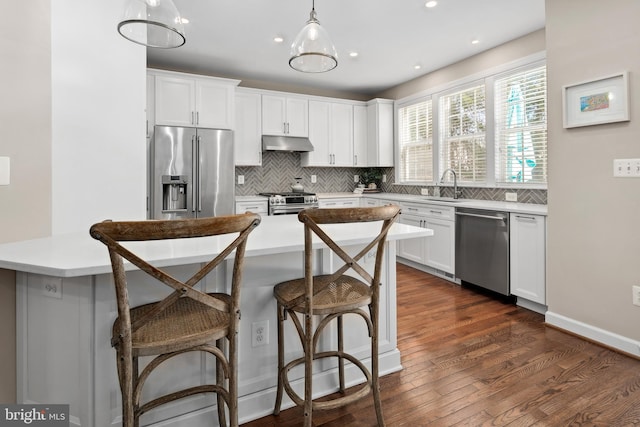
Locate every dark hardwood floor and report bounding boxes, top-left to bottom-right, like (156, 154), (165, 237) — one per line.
(241, 263), (640, 426)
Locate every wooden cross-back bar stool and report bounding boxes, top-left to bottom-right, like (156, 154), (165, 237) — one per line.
(90, 213), (261, 427)
(272, 204), (401, 427)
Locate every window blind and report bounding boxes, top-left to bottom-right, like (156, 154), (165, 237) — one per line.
(398, 99), (432, 182)
(494, 65), (547, 184)
(439, 85), (486, 184)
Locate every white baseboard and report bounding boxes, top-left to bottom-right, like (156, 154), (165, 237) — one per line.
(545, 311), (640, 358)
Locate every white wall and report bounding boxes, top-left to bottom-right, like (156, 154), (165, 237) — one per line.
(545, 0), (640, 354)
(51, 0), (147, 234)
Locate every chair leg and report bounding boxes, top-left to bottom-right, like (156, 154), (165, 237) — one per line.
(273, 302), (285, 416)
(338, 314), (345, 393)
(303, 312), (313, 427)
(371, 305), (385, 427)
(229, 331), (239, 427)
(116, 348), (135, 427)
(216, 338), (227, 427)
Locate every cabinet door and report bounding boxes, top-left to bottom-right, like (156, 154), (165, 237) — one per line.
(262, 95), (287, 135)
(318, 198), (359, 208)
(235, 91), (262, 166)
(304, 101), (331, 166)
(424, 217), (455, 273)
(367, 99), (394, 167)
(361, 198), (379, 207)
(196, 80), (234, 129)
(510, 214), (546, 304)
(397, 214), (426, 264)
(331, 103), (354, 167)
(353, 105), (368, 167)
(155, 75), (195, 126)
(286, 97), (309, 137)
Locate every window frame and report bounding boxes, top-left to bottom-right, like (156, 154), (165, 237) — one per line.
(393, 54), (546, 190)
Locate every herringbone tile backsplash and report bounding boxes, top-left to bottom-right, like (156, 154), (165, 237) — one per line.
(235, 152), (547, 204)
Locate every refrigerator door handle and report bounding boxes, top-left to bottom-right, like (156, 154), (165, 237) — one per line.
(192, 135), (197, 213)
(196, 135), (202, 212)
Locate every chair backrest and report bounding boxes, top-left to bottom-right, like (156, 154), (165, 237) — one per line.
(297, 205), (401, 305)
(89, 213), (261, 343)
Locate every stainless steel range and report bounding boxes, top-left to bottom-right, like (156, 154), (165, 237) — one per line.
(259, 192), (319, 215)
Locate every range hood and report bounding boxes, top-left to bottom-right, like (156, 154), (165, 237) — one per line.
(262, 135), (314, 152)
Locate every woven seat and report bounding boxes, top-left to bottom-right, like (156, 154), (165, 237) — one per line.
(90, 213), (261, 427)
(273, 205), (400, 427)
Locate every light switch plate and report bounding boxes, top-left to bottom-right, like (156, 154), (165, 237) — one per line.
(0, 157), (9, 185)
(613, 159), (640, 177)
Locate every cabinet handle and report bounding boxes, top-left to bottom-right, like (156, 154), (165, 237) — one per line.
(515, 215), (537, 221)
(354, 154), (358, 165)
(191, 111), (195, 125)
(196, 111), (199, 125)
(407, 207), (418, 211)
(430, 210), (443, 214)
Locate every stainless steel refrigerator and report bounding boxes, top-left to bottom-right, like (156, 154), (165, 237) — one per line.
(150, 126), (234, 219)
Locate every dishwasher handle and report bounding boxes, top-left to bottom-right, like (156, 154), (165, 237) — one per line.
(455, 211), (506, 221)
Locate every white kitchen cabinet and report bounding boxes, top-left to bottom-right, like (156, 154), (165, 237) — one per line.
(235, 199), (268, 215)
(510, 213), (546, 305)
(353, 105), (368, 167)
(154, 71), (239, 129)
(367, 99), (394, 167)
(146, 73), (155, 139)
(262, 94), (308, 137)
(302, 100), (353, 167)
(397, 202), (455, 275)
(361, 197), (379, 207)
(235, 89), (262, 166)
(318, 197), (359, 208)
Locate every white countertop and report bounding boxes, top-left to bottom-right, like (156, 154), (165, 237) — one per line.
(0, 215), (431, 278)
(315, 192), (547, 215)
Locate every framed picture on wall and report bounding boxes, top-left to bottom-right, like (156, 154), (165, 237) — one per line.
(562, 71), (630, 128)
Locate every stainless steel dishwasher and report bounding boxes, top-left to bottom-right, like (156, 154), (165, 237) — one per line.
(455, 208), (510, 296)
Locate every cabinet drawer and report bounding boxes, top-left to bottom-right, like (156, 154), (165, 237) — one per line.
(235, 200), (268, 215)
(399, 202), (455, 220)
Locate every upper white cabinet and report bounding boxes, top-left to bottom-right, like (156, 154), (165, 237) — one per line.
(262, 95), (308, 137)
(153, 70), (239, 129)
(510, 213), (546, 305)
(367, 99), (394, 167)
(235, 88), (262, 166)
(302, 100), (353, 167)
(353, 105), (368, 167)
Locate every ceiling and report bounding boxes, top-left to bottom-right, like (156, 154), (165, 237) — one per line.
(146, 0), (545, 97)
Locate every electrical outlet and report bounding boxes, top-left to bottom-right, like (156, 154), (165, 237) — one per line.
(421, 188), (429, 195)
(251, 320), (269, 347)
(382, 174), (387, 183)
(42, 277), (62, 299)
(354, 175), (359, 183)
(237, 175), (244, 185)
(311, 175), (317, 183)
(505, 192), (518, 202)
(633, 286), (640, 306)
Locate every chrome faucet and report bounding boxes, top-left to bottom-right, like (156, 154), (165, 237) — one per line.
(440, 168), (462, 199)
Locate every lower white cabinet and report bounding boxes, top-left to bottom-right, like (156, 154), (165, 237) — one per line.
(235, 199), (268, 215)
(510, 213), (546, 305)
(397, 203), (455, 274)
(318, 197), (359, 208)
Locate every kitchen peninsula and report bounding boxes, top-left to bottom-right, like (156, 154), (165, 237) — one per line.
(0, 214), (431, 427)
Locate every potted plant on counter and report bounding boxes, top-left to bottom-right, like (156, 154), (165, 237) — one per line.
(360, 168), (383, 190)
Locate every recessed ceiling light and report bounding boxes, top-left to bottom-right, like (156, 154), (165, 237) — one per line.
(471, 39), (480, 45)
(349, 52), (359, 58)
(273, 36), (284, 43)
(414, 64), (422, 70)
(425, 1), (438, 8)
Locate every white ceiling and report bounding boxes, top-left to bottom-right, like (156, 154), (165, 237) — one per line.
(146, 0), (545, 97)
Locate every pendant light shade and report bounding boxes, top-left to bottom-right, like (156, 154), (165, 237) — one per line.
(289, 1), (338, 73)
(118, 0), (185, 49)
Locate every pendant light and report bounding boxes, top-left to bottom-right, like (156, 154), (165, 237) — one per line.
(118, 0), (186, 49)
(289, 0), (338, 73)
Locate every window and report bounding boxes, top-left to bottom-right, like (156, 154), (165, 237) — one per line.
(439, 85), (486, 184)
(495, 65), (547, 184)
(398, 99), (433, 182)
(395, 59), (547, 188)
